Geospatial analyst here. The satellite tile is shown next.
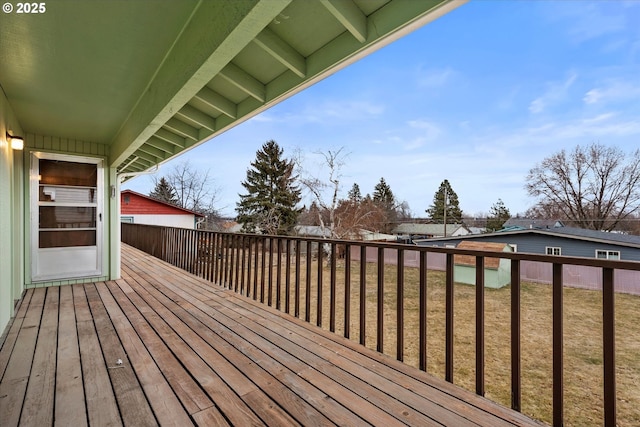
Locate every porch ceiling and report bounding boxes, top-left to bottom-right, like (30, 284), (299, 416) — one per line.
(0, 0), (464, 175)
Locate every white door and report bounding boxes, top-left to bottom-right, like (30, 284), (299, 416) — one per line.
(31, 152), (104, 281)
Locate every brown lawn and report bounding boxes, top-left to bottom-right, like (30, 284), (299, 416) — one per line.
(247, 256), (640, 427)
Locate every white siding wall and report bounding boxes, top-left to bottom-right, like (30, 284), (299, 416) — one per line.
(129, 214), (196, 229)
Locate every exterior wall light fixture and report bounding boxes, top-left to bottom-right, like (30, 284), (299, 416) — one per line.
(6, 132), (24, 150)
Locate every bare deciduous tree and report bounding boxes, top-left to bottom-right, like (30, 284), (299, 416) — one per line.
(525, 143), (640, 231)
(151, 160), (222, 227)
(296, 148), (347, 240)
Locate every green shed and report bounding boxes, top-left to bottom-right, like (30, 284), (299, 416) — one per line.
(454, 241), (513, 288)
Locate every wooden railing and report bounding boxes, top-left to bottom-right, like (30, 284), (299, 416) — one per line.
(121, 223), (640, 427)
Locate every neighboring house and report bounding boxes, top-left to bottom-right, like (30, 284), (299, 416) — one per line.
(120, 190), (204, 229)
(454, 241), (513, 288)
(414, 226), (640, 261)
(392, 223), (470, 239)
(293, 225), (397, 242)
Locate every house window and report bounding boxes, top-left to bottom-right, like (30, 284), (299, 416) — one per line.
(546, 246), (562, 256)
(124, 194), (130, 204)
(596, 250), (620, 260)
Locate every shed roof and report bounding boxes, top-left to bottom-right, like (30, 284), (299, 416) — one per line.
(454, 241), (511, 269)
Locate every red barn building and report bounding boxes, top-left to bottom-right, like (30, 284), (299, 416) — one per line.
(120, 190), (204, 229)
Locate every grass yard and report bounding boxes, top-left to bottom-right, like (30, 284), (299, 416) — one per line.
(250, 256), (640, 427)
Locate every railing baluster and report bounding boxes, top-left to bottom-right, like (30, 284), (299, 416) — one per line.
(419, 250), (427, 371)
(276, 238), (282, 310)
(234, 235), (241, 293)
(476, 256), (485, 396)
(260, 238), (266, 303)
(360, 245), (366, 347)
(511, 259), (522, 412)
(305, 241), (312, 323)
(344, 244), (351, 339)
(253, 237), (259, 299)
(603, 267), (616, 427)
(295, 240), (301, 317)
(445, 252), (454, 383)
(239, 235), (246, 294)
(317, 242), (323, 328)
(285, 239), (291, 314)
(246, 237), (252, 297)
(377, 247), (384, 354)
(553, 263), (564, 426)
(330, 242), (337, 333)
(397, 248), (404, 362)
(268, 238), (274, 306)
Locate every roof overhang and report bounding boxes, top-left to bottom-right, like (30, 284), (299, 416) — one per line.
(0, 0), (466, 176)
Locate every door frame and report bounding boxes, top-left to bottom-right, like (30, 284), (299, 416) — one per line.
(30, 151), (105, 281)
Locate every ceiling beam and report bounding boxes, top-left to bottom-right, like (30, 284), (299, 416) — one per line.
(164, 118), (199, 141)
(177, 104), (217, 131)
(219, 62), (266, 102)
(132, 150), (159, 165)
(195, 87), (237, 119)
(110, 0), (293, 169)
(253, 27), (306, 78)
(145, 136), (177, 154)
(154, 128), (185, 147)
(320, 0), (367, 43)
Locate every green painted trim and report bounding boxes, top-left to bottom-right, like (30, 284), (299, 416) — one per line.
(109, 0), (292, 168)
(0, 88), (24, 333)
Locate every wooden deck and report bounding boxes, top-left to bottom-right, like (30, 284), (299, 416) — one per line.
(0, 244), (543, 426)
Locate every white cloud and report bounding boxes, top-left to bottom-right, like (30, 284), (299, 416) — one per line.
(583, 79), (640, 105)
(529, 72), (578, 114)
(416, 67), (457, 88)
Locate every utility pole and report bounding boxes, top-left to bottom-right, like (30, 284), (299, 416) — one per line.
(443, 187), (448, 237)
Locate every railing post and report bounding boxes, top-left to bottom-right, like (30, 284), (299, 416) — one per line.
(419, 250), (427, 371)
(295, 240), (301, 317)
(511, 259), (522, 412)
(330, 242), (337, 333)
(475, 256), (485, 396)
(276, 238), (282, 310)
(603, 267), (616, 427)
(317, 241), (324, 328)
(445, 252), (454, 383)
(377, 247), (384, 354)
(397, 248), (404, 362)
(553, 263), (564, 426)
(359, 245), (366, 347)
(344, 243), (351, 339)
(305, 241), (312, 323)
(285, 239), (291, 314)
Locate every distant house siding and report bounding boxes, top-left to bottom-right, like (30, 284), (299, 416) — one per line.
(120, 191), (200, 229)
(125, 214), (195, 229)
(417, 234), (640, 262)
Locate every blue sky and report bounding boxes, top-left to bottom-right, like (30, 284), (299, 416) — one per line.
(123, 0), (640, 218)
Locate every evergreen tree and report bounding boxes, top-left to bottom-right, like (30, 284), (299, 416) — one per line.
(426, 179), (463, 224)
(486, 199), (511, 232)
(236, 140), (301, 235)
(372, 177), (395, 209)
(372, 177), (397, 232)
(149, 177), (178, 205)
(347, 183), (362, 202)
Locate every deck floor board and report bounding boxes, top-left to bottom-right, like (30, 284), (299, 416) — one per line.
(0, 244), (544, 426)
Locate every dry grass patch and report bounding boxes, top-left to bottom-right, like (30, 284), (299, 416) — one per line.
(243, 254), (639, 427)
